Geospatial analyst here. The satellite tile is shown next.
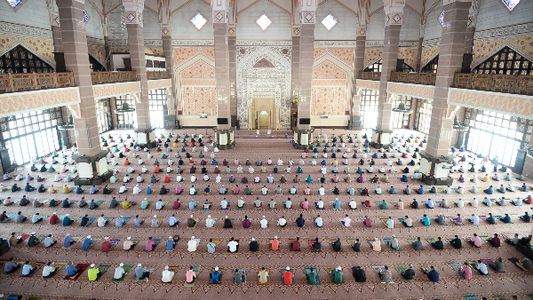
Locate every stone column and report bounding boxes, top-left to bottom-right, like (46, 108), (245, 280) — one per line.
(420, 0), (471, 185)
(123, 0), (152, 145)
(212, 1), (233, 149)
(373, 1), (404, 146)
(162, 28), (176, 128)
(228, 33), (237, 127)
(291, 27), (300, 102)
(350, 28), (366, 130)
(297, 8), (315, 132)
(57, 0), (109, 184)
(523, 140), (533, 179)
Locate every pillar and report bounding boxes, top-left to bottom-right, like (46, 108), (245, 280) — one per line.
(57, 0), (110, 185)
(291, 28), (300, 129)
(228, 33), (237, 128)
(373, 1), (404, 146)
(123, 0), (152, 145)
(103, 25), (113, 71)
(162, 29), (176, 128)
(420, 0), (471, 185)
(350, 28), (366, 130)
(212, 0), (234, 149)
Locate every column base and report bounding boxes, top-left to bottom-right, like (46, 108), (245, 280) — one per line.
(370, 129), (393, 148)
(418, 150), (454, 186)
(134, 127), (155, 148)
(213, 128), (236, 150)
(73, 151), (112, 185)
(231, 115), (239, 129)
(292, 127), (315, 149)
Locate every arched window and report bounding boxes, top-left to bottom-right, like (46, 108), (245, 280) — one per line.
(473, 47), (533, 75)
(363, 59), (415, 73)
(0, 45), (53, 73)
(421, 55), (438, 73)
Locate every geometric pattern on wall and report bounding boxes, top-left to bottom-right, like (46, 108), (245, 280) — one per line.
(180, 60), (216, 78)
(182, 86), (217, 116)
(236, 45), (292, 129)
(173, 47), (215, 67)
(398, 48), (418, 70)
(311, 86), (346, 116)
(0, 33), (55, 68)
(314, 47), (354, 67)
(472, 36), (533, 70)
(421, 46), (440, 69)
(312, 60), (347, 79)
(364, 48), (383, 67)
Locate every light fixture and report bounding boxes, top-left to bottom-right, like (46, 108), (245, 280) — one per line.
(58, 115), (75, 131)
(452, 116), (469, 132)
(392, 102), (413, 114)
(114, 102), (135, 114)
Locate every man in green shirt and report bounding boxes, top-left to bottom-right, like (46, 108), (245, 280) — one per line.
(331, 266), (343, 283)
(307, 268), (318, 284)
(379, 200), (388, 210)
(88, 264), (100, 281)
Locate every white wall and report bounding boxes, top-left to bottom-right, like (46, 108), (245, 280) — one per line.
(143, 10), (162, 40)
(314, 1), (357, 40)
(367, 9), (384, 41)
(476, 0), (533, 31)
(423, 0), (443, 41)
(236, 0), (291, 40)
(400, 8), (420, 41)
(84, 2), (104, 39)
(0, 0), (51, 29)
(171, 0), (213, 40)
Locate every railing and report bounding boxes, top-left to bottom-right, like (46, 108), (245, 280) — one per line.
(91, 71), (137, 85)
(453, 73), (533, 95)
(357, 71), (381, 80)
(0, 72), (75, 94)
(390, 72), (437, 85)
(147, 71), (170, 80)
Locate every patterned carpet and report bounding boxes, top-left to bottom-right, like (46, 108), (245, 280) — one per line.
(1, 128), (533, 300)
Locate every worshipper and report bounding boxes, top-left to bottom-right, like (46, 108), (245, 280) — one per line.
(81, 235), (93, 251)
(278, 215), (287, 227)
(476, 260), (489, 275)
(501, 213), (512, 223)
(44, 234), (57, 248)
(228, 237), (239, 253)
(223, 216), (233, 228)
(363, 216), (372, 227)
(314, 215), (323, 227)
(488, 233), (501, 247)
(450, 235), (462, 249)
(331, 266), (343, 283)
(352, 266), (366, 283)
(469, 214), (480, 226)
(451, 214), (464, 225)
(412, 237), (424, 250)
(379, 199), (389, 210)
(401, 264), (416, 281)
(486, 213), (496, 224)
(371, 237), (381, 252)
(402, 216), (413, 228)
(520, 212), (531, 223)
(469, 233), (482, 248)
(423, 266), (440, 283)
(456, 198), (465, 208)
(135, 264), (151, 282)
(260, 216), (268, 228)
(233, 269), (246, 285)
(42, 262), (57, 279)
(378, 266), (393, 283)
(311, 237), (321, 252)
(388, 235), (400, 250)
(97, 214), (109, 227)
(257, 267), (269, 284)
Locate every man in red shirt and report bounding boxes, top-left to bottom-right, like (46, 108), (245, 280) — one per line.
(460, 263), (473, 280)
(164, 174), (170, 183)
(282, 267), (293, 284)
(270, 236), (280, 251)
(363, 216), (372, 227)
(49, 212), (59, 225)
(101, 237), (112, 252)
(242, 216), (251, 228)
(172, 199), (181, 209)
(290, 237), (300, 251)
(233, 185), (240, 195)
(145, 237), (156, 251)
(155, 166), (160, 173)
(488, 233), (501, 247)
(364, 199), (372, 208)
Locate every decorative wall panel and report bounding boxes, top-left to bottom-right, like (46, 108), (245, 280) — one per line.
(0, 33), (55, 67)
(472, 38), (506, 67)
(92, 81), (141, 100)
(236, 45), (292, 129)
(0, 87), (80, 117)
(312, 86), (346, 115)
(173, 47), (215, 67)
(147, 79), (172, 90)
(508, 35), (533, 63)
(398, 48), (418, 69)
(312, 60), (347, 80)
(356, 79), (380, 90)
(87, 44), (106, 66)
(387, 82), (435, 100)
(421, 46), (440, 68)
(314, 47), (355, 66)
(182, 86), (217, 116)
(365, 48), (383, 67)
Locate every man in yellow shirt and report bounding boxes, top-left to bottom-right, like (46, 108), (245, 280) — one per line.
(122, 198), (136, 209)
(88, 264), (100, 281)
(258, 267), (269, 284)
(63, 185), (72, 194)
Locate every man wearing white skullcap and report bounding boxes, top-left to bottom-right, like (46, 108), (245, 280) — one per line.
(188, 236), (199, 252)
(331, 266), (343, 283)
(166, 236), (178, 252)
(282, 266), (293, 285)
(187, 215), (197, 228)
(210, 266), (222, 283)
(135, 263), (151, 282)
(205, 215), (216, 227)
(81, 235), (93, 251)
(123, 237), (134, 251)
(151, 215), (161, 228)
(113, 263), (126, 280)
(88, 263), (99, 281)
(161, 265), (175, 282)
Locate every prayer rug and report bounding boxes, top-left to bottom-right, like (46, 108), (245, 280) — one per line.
(184, 265), (201, 287)
(394, 266), (413, 281)
(226, 239), (239, 253)
(6, 296), (23, 300)
(406, 238), (420, 249)
(96, 200), (104, 206)
(398, 218), (414, 228)
(257, 267), (271, 285)
(80, 217), (96, 227)
(421, 266), (432, 274)
(92, 265), (111, 281)
(425, 188), (439, 195)
(327, 267), (345, 283)
(372, 266), (393, 283)
(63, 263), (90, 280)
(109, 239), (120, 250)
(383, 238), (401, 251)
(304, 267), (320, 285)
(140, 201), (152, 209)
(237, 203), (246, 210)
(464, 295), (480, 300)
(493, 296), (509, 300)
(507, 258), (528, 271)
(143, 239), (161, 252)
(280, 269), (294, 285)
(27, 297), (42, 300)
(122, 217), (131, 225)
(134, 267), (154, 283)
(465, 261), (487, 275)
(449, 262), (463, 273)
(426, 238), (442, 250)
(480, 259), (505, 273)
(269, 239), (281, 251)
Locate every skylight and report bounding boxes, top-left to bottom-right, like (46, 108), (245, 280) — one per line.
(256, 13), (272, 31)
(438, 11), (445, 25)
(502, 0), (521, 11)
(190, 12), (208, 30)
(321, 13), (338, 31)
(6, 0), (23, 11)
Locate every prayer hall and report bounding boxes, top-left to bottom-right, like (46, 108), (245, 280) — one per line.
(1, 0), (533, 299)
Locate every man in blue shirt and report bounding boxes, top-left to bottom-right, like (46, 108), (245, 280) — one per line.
(81, 235), (93, 251)
(417, 185), (425, 195)
(65, 262), (79, 277)
(333, 198), (341, 209)
(62, 214), (73, 226)
(115, 216), (125, 227)
(426, 199), (434, 209)
(421, 214), (431, 226)
(484, 185), (494, 194)
(4, 258), (20, 273)
(166, 236), (176, 252)
(189, 200), (197, 210)
(249, 238), (259, 252)
(210, 266), (222, 284)
(25, 183), (36, 192)
(273, 166), (278, 173)
(146, 186), (152, 194)
(63, 233), (75, 248)
(423, 266), (439, 282)
(220, 185), (227, 195)
(389, 186), (397, 194)
(22, 261), (38, 276)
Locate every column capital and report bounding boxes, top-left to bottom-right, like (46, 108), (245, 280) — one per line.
(122, 0), (144, 27)
(383, 0), (404, 26)
(443, 0), (472, 7)
(356, 26), (367, 38)
(212, 0), (229, 23)
(299, 0), (317, 24)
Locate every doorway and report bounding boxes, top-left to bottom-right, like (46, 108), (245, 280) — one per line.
(258, 111), (269, 129)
